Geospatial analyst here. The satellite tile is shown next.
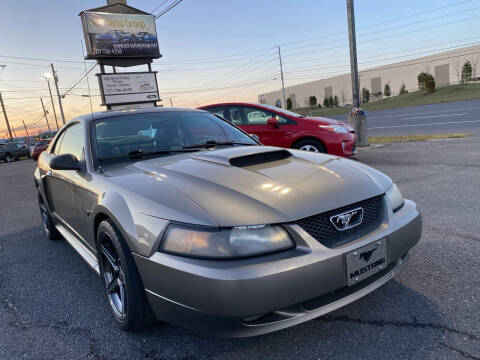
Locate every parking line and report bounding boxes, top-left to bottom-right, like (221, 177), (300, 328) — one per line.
(369, 119), (480, 129)
(400, 113), (468, 120)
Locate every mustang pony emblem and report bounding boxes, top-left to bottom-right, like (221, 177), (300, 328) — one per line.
(359, 248), (377, 262)
(330, 207), (364, 231)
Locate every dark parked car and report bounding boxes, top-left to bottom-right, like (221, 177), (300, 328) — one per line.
(35, 108), (421, 337)
(0, 142), (30, 162)
(199, 102), (357, 157)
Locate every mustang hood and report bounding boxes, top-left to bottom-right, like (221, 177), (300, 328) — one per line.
(104, 146), (391, 227)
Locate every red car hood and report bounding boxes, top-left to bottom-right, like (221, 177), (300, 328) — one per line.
(303, 117), (354, 131)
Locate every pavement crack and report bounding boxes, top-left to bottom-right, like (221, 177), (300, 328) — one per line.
(319, 315), (480, 340)
(438, 341), (480, 360)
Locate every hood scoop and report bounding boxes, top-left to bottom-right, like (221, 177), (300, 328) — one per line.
(190, 146), (292, 167)
(229, 149), (291, 167)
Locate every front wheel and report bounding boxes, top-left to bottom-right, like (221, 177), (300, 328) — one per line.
(294, 139), (326, 153)
(97, 219), (147, 331)
(5, 154), (12, 162)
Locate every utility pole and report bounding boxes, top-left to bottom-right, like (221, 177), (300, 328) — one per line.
(44, 77), (59, 130)
(40, 98), (51, 133)
(0, 92), (13, 140)
(346, 0), (368, 146)
(169, 98), (173, 107)
(51, 63), (66, 125)
(277, 46), (287, 109)
(22, 120), (29, 137)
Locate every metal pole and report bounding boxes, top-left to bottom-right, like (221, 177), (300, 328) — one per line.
(346, 0), (368, 146)
(40, 98), (51, 133)
(51, 63), (66, 125)
(46, 79), (59, 130)
(0, 92), (13, 140)
(12, 127), (17, 138)
(22, 120), (29, 137)
(277, 46), (287, 109)
(169, 98), (173, 107)
(347, 0), (360, 108)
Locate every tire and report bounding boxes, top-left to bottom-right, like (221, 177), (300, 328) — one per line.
(294, 139), (327, 153)
(97, 219), (147, 331)
(5, 153), (12, 163)
(38, 193), (61, 240)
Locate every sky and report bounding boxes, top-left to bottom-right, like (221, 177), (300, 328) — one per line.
(0, 0), (479, 137)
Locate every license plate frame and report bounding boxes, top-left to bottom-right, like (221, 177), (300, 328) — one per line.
(345, 239), (387, 286)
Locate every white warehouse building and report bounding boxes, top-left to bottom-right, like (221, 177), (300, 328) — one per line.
(258, 45), (480, 108)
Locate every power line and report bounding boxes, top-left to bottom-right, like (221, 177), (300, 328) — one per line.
(154, 0), (184, 19)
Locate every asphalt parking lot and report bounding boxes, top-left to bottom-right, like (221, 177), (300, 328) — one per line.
(0, 136), (479, 360)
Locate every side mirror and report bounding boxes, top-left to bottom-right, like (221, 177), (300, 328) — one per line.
(249, 134), (260, 142)
(49, 154), (82, 171)
(267, 117), (280, 128)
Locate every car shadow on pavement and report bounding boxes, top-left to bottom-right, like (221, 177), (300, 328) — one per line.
(0, 225), (472, 360)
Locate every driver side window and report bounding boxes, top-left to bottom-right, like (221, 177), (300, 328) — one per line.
(58, 123), (84, 160)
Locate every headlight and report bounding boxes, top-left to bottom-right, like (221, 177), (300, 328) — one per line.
(160, 224), (294, 259)
(319, 125), (348, 133)
(386, 183), (405, 212)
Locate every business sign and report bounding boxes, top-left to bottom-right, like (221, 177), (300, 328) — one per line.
(99, 72), (159, 106)
(81, 11), (160, 58)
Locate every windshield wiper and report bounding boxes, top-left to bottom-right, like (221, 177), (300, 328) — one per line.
(98, 148), (198, 162)
(182, 140), (256, 149)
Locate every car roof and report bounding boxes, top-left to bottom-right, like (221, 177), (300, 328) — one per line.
(70, 107), (207, 125)
(199, 102), (267, 109)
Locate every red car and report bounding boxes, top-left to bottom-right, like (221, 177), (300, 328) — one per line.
(31, 139), (51, 161)
(198, 102), (357, 157)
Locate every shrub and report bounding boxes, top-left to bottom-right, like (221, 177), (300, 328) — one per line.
(418, 72), (434, 90)
(328, 96), (334, 108)
(323, 97), (329, 107)
(461, 61), (473, 84)
(399, 84), (408, 94)
(361, 87), (370, 103)
(383, 84), (391, 98)
(333, 95), (339, 107)
(309, 96), (317, 108)
(425, 78), (436, 93)
(286, 98), (293, 110)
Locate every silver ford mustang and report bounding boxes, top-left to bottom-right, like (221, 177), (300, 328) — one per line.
(34, 108), (421, 337)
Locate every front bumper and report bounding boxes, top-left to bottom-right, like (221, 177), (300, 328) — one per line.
(133, 199), (421, 337)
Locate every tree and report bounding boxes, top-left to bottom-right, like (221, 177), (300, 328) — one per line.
(286, 97), (293, 110)
(383, 83), (391, 98)
(333, 95), (339, 107)
(361, 87), (370, 103)
(328, 96), (334, 108)
(425, 78), (436, 93)
(417, 72), (434, 90)
(309, 96), (317, 108)
(399, 84), (408, 95)
(461, 61), (473, 84)
(323, 97), (329, 108)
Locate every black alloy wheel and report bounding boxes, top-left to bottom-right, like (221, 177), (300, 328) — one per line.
(38, 193), (61, 240)
(97, 219), (147, 331)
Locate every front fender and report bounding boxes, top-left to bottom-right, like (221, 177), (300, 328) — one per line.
(93, 192), (168, 258)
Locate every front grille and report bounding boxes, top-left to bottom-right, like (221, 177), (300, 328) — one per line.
(294, 195), (383, 248)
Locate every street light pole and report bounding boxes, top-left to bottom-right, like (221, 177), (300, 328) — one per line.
(43, 76), (59, 130)
(51, 63), (66, 125)
(40, 98), (51, 133)
(346, 0), (368, 146)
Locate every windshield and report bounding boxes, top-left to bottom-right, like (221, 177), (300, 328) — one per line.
(94, 111), (257, 160)
(257, 103), (304, 118)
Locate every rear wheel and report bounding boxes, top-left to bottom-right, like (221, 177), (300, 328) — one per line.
(294, 139), (326, 153)
(5, 153), (12, 162)
(97, 219), (147, 331)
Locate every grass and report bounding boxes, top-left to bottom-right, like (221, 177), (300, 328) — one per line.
(368, 133), (470, 144)
(295, 83), (480, 117)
